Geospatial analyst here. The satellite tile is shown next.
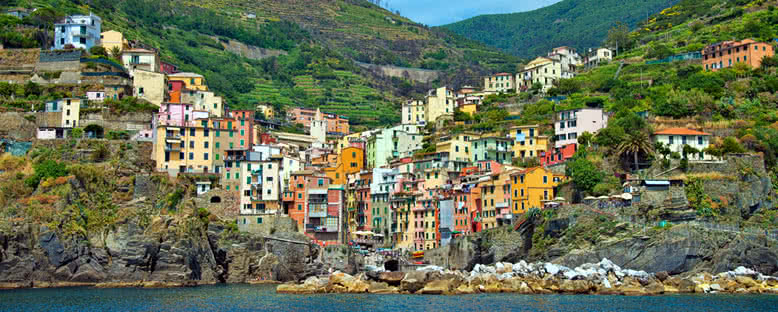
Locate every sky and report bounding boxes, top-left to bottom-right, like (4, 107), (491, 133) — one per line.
(384, 0), (562, 26)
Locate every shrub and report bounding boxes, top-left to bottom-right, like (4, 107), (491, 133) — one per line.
(70, 128), (83, 139)
(24, 160), (68, 189)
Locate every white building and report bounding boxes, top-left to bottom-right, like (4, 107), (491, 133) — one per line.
(122, 48), (159, 75)
(554, 108), (608, 148)
(310, 108), (327, 144)
(653, 128), (713, 161)
(585, 48), (613, 69)
(402, 100), (426, 126)
(54, 13), (101, 50)
(517, 57), (565, 93)
(483, 73), (515, 93)
(547, 46), (582, 73)
(86, 91), (105, 102)
(425, 87), (454, 125)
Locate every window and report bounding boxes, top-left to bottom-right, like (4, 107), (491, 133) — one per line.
(215, 154), (220, 160)
(298, 193), (302, 199)
(204, 142), (209, 148)
(190, 128), (195, 137)
(215, 130), (220, 137)
(240, 140), (244, 146)
(682, 136), (687, 145)
(189, 141), (194, 148)
(318, 179), (324, 186)
(204, 153), (208, 160)
(668, 136), (674, 144)
(189, 152), (193, 160)
(543, 176), (548, 184)
(298, 204), (302, 211)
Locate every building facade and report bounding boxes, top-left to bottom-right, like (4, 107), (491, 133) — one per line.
(703, 39), (775, 71)
(554, 108), (608, 148)
(54, 14), (102, 50)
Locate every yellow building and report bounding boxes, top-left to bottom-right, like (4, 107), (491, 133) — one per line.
(510, 167), (560, 214)
(478, 171), (513, 230)
(257, 104), (274, 119)
(435, 133), (479, 162)
(325, 147), (365, 185)
(509, 125), (549, 159)
(100, 30), (125, 52)
(391, 193), (417, 250)
(154, 119), (215, 176)
(168, 72), (208, 91)
(459, 103), (477, 116)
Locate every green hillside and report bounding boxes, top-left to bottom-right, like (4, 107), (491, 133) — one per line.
(6, 0), (517, 128)
(441, 0), (679, 58)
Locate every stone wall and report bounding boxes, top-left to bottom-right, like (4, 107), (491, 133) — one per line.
(237, 214), (298, 236)
(356, 62), (440, 83)
(0, 112), (37, 140)
(79, 111), (153, 131)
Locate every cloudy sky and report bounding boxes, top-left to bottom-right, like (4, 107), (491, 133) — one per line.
(385, 0), (562, 26)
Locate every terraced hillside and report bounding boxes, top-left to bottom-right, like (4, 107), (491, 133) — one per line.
(13, 0), (517, 128)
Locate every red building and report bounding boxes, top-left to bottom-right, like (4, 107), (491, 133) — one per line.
(160, 61), (179, 75)
(167, 80), (185, 104)
(540, 143), (577, 166)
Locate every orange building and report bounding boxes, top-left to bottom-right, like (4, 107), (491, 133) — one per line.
(325, 147), (365, 185)
(703, 39), (775, 71)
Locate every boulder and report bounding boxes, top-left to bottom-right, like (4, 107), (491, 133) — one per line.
(400, 271), (427, 293)
(453, 284), (475, 294)
(735, 276), (759, 288)
(655, 271), (669, 282)
(679, 279), (697, 293)
(560, 280), (593, 294)
(367, 281), (397, 294)
(420, 279), (455, 295)
(709, 283), (723, 292)
(378, 272), (405, 286)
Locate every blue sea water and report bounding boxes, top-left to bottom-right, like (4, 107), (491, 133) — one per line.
(1, 284), (777, 312)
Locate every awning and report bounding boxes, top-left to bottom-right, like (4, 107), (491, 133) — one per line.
(584, 196), (596, 200)
(309, 189), (328, 195)
(597, 196), (609, 199)
(554, 197), (565, 201)
(644, 180), (670, 186)
(621, 193), (633, 200)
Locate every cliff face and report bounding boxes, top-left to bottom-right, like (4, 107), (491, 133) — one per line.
(0, 218), (320, 288)
(426, 223), (778, 277)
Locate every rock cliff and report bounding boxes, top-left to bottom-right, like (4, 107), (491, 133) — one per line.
(0, 217), (321, 289)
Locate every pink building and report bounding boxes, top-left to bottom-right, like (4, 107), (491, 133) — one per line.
(554, 108), (608, 148)
(287, 107), (350, 136)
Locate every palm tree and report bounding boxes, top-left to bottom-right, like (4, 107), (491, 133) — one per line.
(617, 132), (653, 172)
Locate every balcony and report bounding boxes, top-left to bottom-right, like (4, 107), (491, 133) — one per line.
(164, 145), (181, 151)
(306, 224), (337, 233)
(225, 155), (247, 162)
(165, 134), (182, 141)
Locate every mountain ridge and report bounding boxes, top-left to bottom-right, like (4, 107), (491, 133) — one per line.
(441, 0), (679, 58)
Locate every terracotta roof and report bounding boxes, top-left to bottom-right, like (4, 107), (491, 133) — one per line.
(654, 128), (711, 136)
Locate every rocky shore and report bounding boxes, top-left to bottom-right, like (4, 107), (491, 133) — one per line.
(277, 259), (778, 295)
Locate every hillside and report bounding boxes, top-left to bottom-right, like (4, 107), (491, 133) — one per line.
(441, 0), (679, 58)
(10, 0), (517, 129)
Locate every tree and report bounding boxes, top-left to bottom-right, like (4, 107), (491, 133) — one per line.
(530, 82), (543, 95)
(110, 46), (122, 60)
(593, 125), (625, 148)
(89, 46), (108, 57)
(616, 131), (653, 172)
(578, 132), (594, 148)
(566, 152), (603, 195)
(30, 8), (62, 50)
(606, 22), (632, 55)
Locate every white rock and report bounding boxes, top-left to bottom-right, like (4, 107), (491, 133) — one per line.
(544, 263), (562, 275)
(601, 277), (612, 289)
(624, 269), (650, 279)
(498, 272), (514, 280)
(495, 262), (505, 272)
(598, 258), (621, 272)
(416, 265), (444, 273)
(563, 270), (580, 280)
(733, 266), (759, 277)
(710, 284), (722, 292)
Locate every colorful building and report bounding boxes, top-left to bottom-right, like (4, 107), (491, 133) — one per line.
(510, 167), (559, 215)
(168, 72), (208, 91)
(703, 39), (775, 71)
(287, 107), (349, 137)
(54, 13), (101, 50)
(471, 136), (514, 165)
(510, 125), (548, 159)
(402, 100), (426, 126)
(653, 128), (713, 161)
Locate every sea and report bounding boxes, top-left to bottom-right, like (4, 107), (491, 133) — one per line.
(1, 284), (777, 312)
